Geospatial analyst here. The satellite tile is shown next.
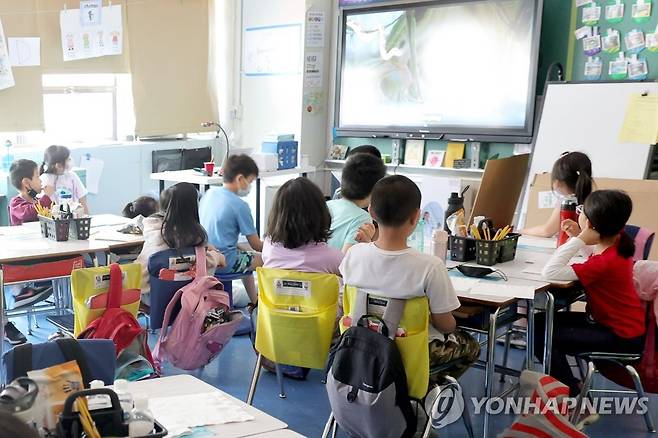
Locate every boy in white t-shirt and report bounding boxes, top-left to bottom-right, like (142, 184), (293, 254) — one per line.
(340, 175), (479, 382)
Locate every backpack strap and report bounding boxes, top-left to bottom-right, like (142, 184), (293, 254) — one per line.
(195, 246), (207, 277)
(352, 289), (405, 340)
(12, 343), (33, 378)
(106, 264), (124, 309)
(55, 338), (93, 387)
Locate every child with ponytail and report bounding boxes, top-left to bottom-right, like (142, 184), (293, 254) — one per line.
(537, 190), (645, 395)
(522, 151), (593, 237)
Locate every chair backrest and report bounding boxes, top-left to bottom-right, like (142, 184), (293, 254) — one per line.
(341, 286), (430, 400)
(71, 263), (141, 335)
(255, 268), (339, 370)
(3, 339), (116, 385)
(625, 224), (656, 261)
(147, 247), (198, 330)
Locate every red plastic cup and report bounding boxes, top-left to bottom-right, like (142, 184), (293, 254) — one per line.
(204, 161), (215, 176)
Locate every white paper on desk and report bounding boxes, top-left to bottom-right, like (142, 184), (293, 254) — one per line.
(148, 392), (254, 437)
(8, 38), (40, 66)
(470, 282), (535, 299)
(79, 156), (104, 194)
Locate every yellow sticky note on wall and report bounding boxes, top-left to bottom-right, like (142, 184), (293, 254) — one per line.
(618, 95), (658, 144)
(445, 143), (465, 168)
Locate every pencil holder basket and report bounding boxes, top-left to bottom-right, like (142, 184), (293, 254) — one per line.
(449, 236), (477, 262)
(69, 217), (92, 240)
(38, 216), (71, 242)
(498, 233), (520, 263)
(475, 240), (500, 266)
(475, 234), (521, 266)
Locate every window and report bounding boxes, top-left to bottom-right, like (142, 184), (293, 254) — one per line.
(42, 74), (136, 144)
(0, 74), (136, 146)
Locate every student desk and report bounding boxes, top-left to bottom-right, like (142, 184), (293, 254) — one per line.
(0, 214), (145, 381)
(150, 166), (316, 234)
(448, 236), (580, 438)
(125, 375), (289, 437)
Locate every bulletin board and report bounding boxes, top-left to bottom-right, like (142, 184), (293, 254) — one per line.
(572, 1), (658, 81)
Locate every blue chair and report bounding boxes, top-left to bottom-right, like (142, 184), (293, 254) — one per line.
(3, 339), (116, 386)
(147, 247), (236, 331)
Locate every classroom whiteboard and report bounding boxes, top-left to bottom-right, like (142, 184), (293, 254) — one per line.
(529, 81), (657, 180)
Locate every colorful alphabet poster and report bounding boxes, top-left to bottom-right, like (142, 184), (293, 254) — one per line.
(60, 4), (123, 61)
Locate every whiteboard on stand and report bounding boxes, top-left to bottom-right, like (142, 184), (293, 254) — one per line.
(519, 81), (658, 227)
(529, 81), (657, 180)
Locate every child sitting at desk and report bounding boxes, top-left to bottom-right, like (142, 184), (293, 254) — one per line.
(522, 151), (592, 238)
(538, 190), (645, 396)
(5, 159), (56, 345)
(263, 177), (343, 274)
(340, 175), (480, 383)
(327, 152), (386, 252)
(199, 154), (263, 305)
(136, 183), (224, 306)
(123, 196), (159, 219)
(40, 145), (89, 215)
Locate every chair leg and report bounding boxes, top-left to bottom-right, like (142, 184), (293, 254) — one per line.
(331, 420), (338, 438)
(274, 363), (286, 399)
(625, 364), (657, 433)
(500, 329), (512, 382)
(321, 413), (335, 438)
(246, 353), (263, 405)
(26, 309), (33, 335)
(571, 361), (595, 425)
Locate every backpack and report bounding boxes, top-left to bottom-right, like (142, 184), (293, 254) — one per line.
(78, 263), (156, 381)
(153, 246), (243, 371)
(325, 291), (416, 438)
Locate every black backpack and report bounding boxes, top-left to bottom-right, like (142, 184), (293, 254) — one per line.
(325, 293), (416, 438)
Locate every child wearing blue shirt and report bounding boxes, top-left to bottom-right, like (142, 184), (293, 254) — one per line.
(327, 152), (386, 252)
(200, 154), (263, 303)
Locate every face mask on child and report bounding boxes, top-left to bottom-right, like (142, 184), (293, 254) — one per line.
(237, 184), (251, 197)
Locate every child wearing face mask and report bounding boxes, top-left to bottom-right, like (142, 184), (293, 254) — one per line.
(521, 151), (593, 238)
(40, 145), (89, 214)
(199, 154), (263, 304)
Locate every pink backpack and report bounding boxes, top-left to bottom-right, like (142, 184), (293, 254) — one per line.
(153, 246), (243, 371)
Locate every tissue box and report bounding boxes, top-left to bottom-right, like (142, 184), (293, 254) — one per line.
(252, 153), (279, 172)
(262, 140), (298, 170)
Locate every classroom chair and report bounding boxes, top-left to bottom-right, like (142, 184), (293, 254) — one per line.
(625, 225), (655, 261)
(147, 248), (237, 331)
(71, 263), (141, 336)
(322, 287), (475, 438)
(246, 268), (339, 405)
(3, 338), (116, 386)
(571, 260), (658, 433)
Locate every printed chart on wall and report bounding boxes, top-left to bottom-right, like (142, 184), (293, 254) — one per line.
(60, 4), (123, 62)
(243, 24), (302, 75)
(0, 19), (15, 91)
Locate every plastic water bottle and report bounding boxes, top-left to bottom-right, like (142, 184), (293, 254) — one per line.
(431, 229), (449, 262)
(114, 379), (134, 422)
(1, 140), (13, 171)
(408, 219), (425, 252)
(128, 397), (155, 437)
(87, 380), (112, 411)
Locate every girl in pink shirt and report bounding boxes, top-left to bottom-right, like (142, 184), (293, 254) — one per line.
(262, 177), (343, 274)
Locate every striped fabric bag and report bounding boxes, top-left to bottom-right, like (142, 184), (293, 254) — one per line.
(498, 370), (588, 438)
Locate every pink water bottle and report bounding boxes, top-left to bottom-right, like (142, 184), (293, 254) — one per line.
(431, 229), (449, 262)
(558, 196), (578, 247)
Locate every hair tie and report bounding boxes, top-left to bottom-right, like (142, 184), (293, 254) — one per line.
(576, 170), (580, 176)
